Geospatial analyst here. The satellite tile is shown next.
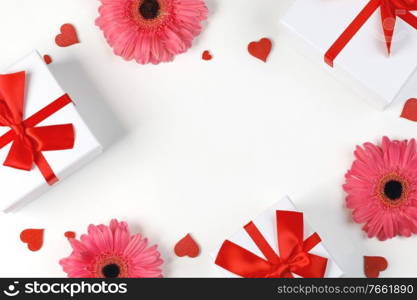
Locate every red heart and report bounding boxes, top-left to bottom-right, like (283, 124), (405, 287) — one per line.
(55, 24), (79, 47)
(43, 54), (52, 65)
(248, 38), (272, 62)
(174, 234), (200, 258)
(20, 229), (44, 252)
(202, 50), (212, 61)
(401, 98), (417, 122)
(64, 231), (76, 239)
(364, 256), (388, 278)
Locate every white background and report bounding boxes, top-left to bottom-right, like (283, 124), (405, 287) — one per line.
(0, 0), (416, 277)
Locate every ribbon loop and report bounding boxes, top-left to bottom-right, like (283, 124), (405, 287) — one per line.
(215, 210), (328, 278)
(0, 71), (74, 184)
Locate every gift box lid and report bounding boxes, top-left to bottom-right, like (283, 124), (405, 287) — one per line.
(0, 51), (102, 212)
(212, 196), (344, 277)
(280, 0), (417, 109)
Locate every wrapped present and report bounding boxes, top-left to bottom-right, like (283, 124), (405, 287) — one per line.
(213, 197), (343, 278)
(0, 51), (102, 212)
(280, 0), (417, 109)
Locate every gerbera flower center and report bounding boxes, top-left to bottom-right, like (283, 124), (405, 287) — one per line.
(377, 173), (409, 207)
(92, 255), (129, 278)
(384, 180), (403, 201)
(139, 0), (160, 20)
(102, 263), (121, 278)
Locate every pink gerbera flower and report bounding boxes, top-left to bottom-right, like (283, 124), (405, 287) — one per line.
(95, 0), (208, 64)
(344, 137), (417, 241)
(59, 219), (163, 278)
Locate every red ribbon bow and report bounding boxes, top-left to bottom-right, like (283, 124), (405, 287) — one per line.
(0, 71), (75, 185)
(325, 0), (417, 67)
(215, 210), (328, 278)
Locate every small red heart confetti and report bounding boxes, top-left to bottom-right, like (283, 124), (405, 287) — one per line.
(248, 38), (272, 62)
(202, 50), (212, 61)
(364, 256), (388, 278)
(55, 24), (79, 47)
(401, 98), (417, 122)
(64, 231), (76, 239)
(20, 229), (44, 252)
(43, 55), (52, 65)
(174, 234), (200, 258)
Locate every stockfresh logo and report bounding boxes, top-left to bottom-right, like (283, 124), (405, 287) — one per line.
(3, 281), (20, 297)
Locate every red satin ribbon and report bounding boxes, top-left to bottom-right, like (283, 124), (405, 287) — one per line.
(0, 71), (75, 185)
(325, 0), (417, 67)
(215, 210), (328, 278)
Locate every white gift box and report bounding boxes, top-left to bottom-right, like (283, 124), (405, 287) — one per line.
(212, 196), (343, 277)
(0, 51), (102, 212)
(280, 0), (417, 109)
